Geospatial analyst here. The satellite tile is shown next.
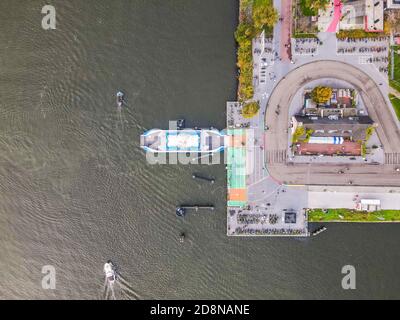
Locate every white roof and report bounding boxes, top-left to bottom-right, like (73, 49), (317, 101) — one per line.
(365, 0), (384, 31)
(360, 199), (381, 205)
(167, 133), (199, 148)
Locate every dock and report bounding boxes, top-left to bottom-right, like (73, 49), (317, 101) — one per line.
(192, 174), (215, 184)
(312, 226), (327, 236)
(176, 205), (215, 217)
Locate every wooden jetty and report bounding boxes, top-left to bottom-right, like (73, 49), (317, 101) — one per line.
(176, 205), (215, 217)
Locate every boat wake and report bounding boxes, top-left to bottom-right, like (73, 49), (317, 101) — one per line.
(101, 275), (141, 300)
(116, 106), (125, 131)
(102, 279), (117, 300)
(116, 274), (141, 300)
(101, 262), (141, 300)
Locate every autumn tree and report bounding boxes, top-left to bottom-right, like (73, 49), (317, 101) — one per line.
(311, 86), (333, 104)
(242, 102), (260, 118)
(309, 0), (329, 11)
(252, 5), (279, 33)
(387, 10), (400, 34)
(301, 0), (329, 16)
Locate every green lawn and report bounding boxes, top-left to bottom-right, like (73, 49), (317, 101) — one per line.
(337, 29), (387, 39)
(389, 94), (400, 121)
(293, 33), (318, 39)
(390, 46), (400, 92)
(308, 209), (400, 222)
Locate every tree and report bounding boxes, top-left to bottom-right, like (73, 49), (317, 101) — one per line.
(242, 102), (260, 118)
(300, 0), (329, 16)
(252, 5), (279, 32)
(365, 126), (375, 141)
(387, 10), (400, 34)
(311, 86), (333, 104)
(292, 126), (306, 143)
(309, 0), (329, 11)
(234, 22), (254, 44)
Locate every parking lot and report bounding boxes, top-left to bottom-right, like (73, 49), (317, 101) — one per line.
(337, 36), (389, 75)
(293, 37), (319, 55)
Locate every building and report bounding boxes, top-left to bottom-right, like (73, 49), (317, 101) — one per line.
(319, 0), (384, 32)
(387, 0), (400, 9)
(364, 0), (384, 32)
(356, 199), (381, 211)
(292, 115), (374, 141)
(302, 88), (359, 118)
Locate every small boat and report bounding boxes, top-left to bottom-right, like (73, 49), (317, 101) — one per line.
(176, 207), (186, 217)
(104, 261), (116, 285)
(192, 174), (215, 184)
(116, 91), (124, 108)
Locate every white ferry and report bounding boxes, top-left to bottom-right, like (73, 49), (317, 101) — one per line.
(140, 129), (225, 153)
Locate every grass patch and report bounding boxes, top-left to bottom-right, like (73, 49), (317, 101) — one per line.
(308, 209), (400, 222)
(337, 29), (388, 39)
(390, 46), (400, 92)
(389, 94), (400, 121)
(293, 33), (318, 39)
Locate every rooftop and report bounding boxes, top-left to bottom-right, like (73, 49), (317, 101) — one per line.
(365, 0), (384, 32)
(294, 115), (374, 125)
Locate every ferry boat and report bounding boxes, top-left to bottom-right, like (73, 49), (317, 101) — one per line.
(103, 261), (116, 285)
(140, 129), (225, 153)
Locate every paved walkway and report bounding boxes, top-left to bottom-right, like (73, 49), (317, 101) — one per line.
(279, 0), (292, 62)
(307, 186), (400, 210)
(327, 0), (343, 33)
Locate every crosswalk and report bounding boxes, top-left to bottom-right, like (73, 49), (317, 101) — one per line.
(266, 150), (287, 164)
(385, 153), (400, 165)
(247, 145), (266, 185)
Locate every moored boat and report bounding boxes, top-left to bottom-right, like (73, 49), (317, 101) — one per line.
(140, 129), (225, 153)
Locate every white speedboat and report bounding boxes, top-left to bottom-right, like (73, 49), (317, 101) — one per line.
(116, 91), (124, 108)
(104, 261), (116, 285)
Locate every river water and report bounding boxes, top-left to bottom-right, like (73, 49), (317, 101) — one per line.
(0, 0), (399, 299)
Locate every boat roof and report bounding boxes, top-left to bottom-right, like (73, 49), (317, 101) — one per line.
(166, 131), (200, 151)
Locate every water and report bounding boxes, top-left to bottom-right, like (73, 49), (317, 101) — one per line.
(0, 0), (399, 299)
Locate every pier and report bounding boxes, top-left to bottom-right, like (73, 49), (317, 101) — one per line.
(192, 174), (215, 184)
(312, 226), (327, 236)
(176, 205), (215, 217)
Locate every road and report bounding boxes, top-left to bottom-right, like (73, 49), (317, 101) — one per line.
(264, 60), (400, 186)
